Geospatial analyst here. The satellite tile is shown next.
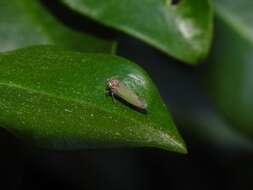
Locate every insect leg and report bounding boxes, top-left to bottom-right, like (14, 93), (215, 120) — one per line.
(111, 92), (116, 103)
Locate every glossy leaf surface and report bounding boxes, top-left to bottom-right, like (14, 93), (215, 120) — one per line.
(62, 0), (213, 64)
(0, 46), (186, 153)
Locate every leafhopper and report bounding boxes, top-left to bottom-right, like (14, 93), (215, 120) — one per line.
(106, 77), (147, 110)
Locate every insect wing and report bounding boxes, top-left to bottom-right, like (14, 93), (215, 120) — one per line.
(115, 81), (147, 109)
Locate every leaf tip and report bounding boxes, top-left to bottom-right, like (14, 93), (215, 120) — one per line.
(147, 127), (188, 154)
(163, 135), (188, 154)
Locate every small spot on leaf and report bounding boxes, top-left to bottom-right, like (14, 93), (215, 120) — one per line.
(171, 0), (181, 5)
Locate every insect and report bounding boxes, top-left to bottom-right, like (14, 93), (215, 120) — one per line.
(106, 77), (147, 110)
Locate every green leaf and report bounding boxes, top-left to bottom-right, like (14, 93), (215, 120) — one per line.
(202, 0), (253, 137)
(61, 0), (213, 64)
(0, 0), (115, 53)
(0, 46), (187, 153)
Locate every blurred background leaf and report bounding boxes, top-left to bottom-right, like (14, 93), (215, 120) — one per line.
(61, 0), (213, 64)
(0, 0), (115, 53)
(0, 45), (186, 153)
(200, 0), (253, 138)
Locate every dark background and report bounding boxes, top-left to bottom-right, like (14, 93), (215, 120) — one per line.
(1, 1), (252, 190)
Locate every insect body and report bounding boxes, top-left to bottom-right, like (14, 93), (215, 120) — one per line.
(106, 77), (147, 110)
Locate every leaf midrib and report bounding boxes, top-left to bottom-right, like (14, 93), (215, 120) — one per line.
(0, 81), (152, 129)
